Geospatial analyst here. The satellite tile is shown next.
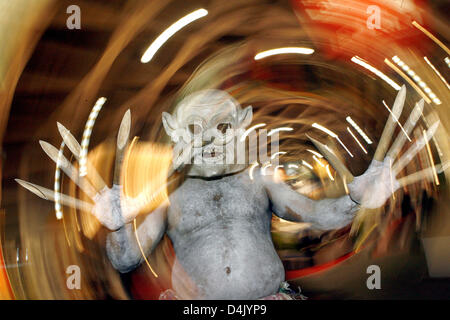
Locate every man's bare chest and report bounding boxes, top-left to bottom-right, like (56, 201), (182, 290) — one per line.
(167, 172), (270, 235)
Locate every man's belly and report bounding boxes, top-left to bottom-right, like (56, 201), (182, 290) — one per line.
(169, 228), (285, 300)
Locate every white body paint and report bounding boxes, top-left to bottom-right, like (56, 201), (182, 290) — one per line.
(105, 90), (364, 299)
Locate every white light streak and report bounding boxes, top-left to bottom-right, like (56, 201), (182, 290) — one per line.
(412, 21), (450, 56)
(423, 129), (439, 186)
(423, 56), (450, 90)
(306, 149), (323, 158)
(389, 158), (395, 200)
(384, 59), (431, 104)
(249, 162), (259, 181)
(268, 127), (293, 137)
(382, 100), (412, 142)
(79, 97), (107, 176)
(343, 176), (349, 194)
(351, 56), (401, 91)
(141, 9), (208, 63)
(302, 160), (313, 170)
(392, 55), (441, 105)
(240, 123), (266, 142)
(312, 123), (337, 138)
(261, 162), (272, 175)
(54, 141), (65, 220)
(336, 137), (353, 158)
(288, 164), (299, 169)
(326, 164), (335, 181)
(346, 116), (373, 144)
(254, 47), (314, 60)
(347, 127), (368, 154)
(312, 123), (353, 157)
(271, 151), (286, 160)
(313, 155), (325, 167)
(274, 165), (284, 172)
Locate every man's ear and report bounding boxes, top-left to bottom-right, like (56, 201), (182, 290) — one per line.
(238, 105), (253, 128)
(162, 112), (178, 137)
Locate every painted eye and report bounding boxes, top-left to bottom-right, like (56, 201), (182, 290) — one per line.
(217, 123), (231, 134)
(188, 124), (202, 135)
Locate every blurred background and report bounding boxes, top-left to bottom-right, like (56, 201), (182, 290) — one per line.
(0, 0), (449, 299)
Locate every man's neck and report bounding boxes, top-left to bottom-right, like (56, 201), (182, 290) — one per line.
(186, 164), (249, 180)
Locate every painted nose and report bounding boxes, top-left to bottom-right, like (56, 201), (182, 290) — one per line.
(202, 136), (214, 147)
(202, 128), (217, 145)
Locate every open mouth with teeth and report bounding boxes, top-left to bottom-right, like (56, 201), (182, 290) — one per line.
(202, 149), (222, 159)
(201, 146), (224, 162)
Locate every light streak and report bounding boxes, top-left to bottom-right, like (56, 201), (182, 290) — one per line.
(354, 223), (378, 253)
(307, 134), (354, 181)
(392, 121), (439, 175)
(134, 219), (158, 277)
(423, 129), (439, 186)
(261, 162), (272, 175)
(271, 151), (286, 160)
(351, 56), (401, 91)
(302, 160), (313, 170)
(384, 58), (431, 104)
(343, 176), (349, 194)
(347, 127), (368, 154)
(412, 21), (450, 56)
(336, 137), (353, 158)
(389, 158), (396, 200)
(373, 85), (406, 162)
(313, 155), (325, 167)
(79, 97), (107, 176)
(386, 100), (423, 159)
(40, 140), (97, 197)
(274, 165), (284, 172)
(268, 127), (293, 137)
(423, 56), (450, 90)
(325, 165), (335, 181)
(254, 47), (314, 60)
(382, 100), (412, 142)
(141, 9), (208, 63)
(445, 57), (450, 68)
(392, 56), (441, 105)
(346, 116), (373, 144)
(312, 123), (337, 138)
(306, 149), (323, 158)
(312, 123), (353, 157)
(240, 123), (266, 142)
(57, 122), (106, 190)
(249, 162), (259, 181)
(288, 164), (299, 169)
(54, 141), (65, 220)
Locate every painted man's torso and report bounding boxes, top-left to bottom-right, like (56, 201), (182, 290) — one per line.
(167, 169), (284, 299)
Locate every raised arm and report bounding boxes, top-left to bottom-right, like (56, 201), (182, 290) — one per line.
(261, 87), (445, 232)
(260, 171), (358, 231)
(105, 194), (168, 273)
(15, 109), (173, 274)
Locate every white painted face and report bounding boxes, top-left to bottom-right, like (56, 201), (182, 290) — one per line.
(162, 89), (252, 177)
